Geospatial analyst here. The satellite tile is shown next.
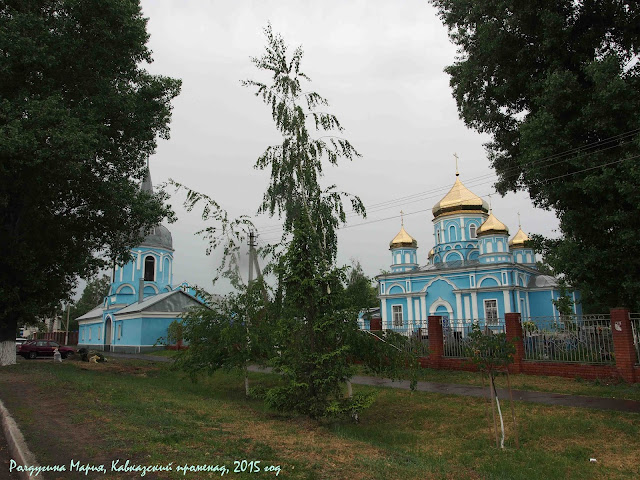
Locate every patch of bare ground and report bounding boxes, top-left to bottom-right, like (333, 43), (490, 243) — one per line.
(221, 417), (385, 480)
(0, 373), (143, 479)
(75, 361), (159, 376)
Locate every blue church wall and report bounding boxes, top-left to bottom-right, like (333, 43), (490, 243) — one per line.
(79, 322), (103, 346)
(385, 297), (408, 331)
(528, 290), (556, 317)
(111, 247), (174, 298)
(140, 317), (178, 346)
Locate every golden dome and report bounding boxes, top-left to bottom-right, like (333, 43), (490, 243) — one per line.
(509, 227), (530, 248)
(432, 176), (489, 219)
(477, 212), (509, 236)
(428, 248), (435, 259)
(390, 225), (417, 249)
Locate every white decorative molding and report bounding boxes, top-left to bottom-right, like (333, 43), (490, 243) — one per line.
(478, 275), (501, 287)
(387, 282), (406, 294)
(116, 283), (135, 294)
(429, 296), (453, 316)
(421, 275), (457, 292)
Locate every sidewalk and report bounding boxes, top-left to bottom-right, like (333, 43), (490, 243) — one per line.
(103, 352), (640, 414)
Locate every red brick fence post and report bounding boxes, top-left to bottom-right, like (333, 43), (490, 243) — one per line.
(505, 313), (524, 374)
(427, 315), (443, 368)
(610, 308), (637, 383)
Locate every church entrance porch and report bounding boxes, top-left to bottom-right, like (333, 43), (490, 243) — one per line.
(104, 317), (112, 352)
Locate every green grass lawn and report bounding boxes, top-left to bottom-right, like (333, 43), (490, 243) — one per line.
(1, 359), (639, 479)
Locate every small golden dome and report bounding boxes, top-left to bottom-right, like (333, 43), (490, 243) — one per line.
(432, 176), (489, 219)
(477, 212), (509, 236)
(428, 248), (435, 259)
(509, 227), (530, 248)
(390, 225), (417, 249)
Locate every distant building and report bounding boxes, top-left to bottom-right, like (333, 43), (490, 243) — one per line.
(76, 167), (206, 353)
(376, 169), (580, 333)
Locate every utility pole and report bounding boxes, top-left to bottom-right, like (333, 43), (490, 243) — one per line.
(248, 230), (256, 285)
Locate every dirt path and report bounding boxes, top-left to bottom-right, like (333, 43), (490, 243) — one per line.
(0, 369), (138, 479)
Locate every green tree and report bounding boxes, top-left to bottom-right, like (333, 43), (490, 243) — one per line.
(0, 0), (180, 364)
(343, 261), (378, 313)
(431, 1), (640, 311)
(69, 275), (112, 331)
(465, 325), (517, 449)
(244, 25), (372, 419)
(174, 281), (274, 391)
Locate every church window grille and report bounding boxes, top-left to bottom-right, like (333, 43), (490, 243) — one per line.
(484, 299), (498, 325)
(144, 256), (155, 281)
(469, 224), (477, 238)
(392, 305), (403, 327)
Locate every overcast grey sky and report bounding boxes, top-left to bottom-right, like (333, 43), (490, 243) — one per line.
(138, 0), (560, 294)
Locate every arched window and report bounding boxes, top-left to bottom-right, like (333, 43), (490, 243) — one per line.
(449, 225), (457, 241)
(437, 230), (441, 243)
(469, 224), (477, 238)
(144, 256), (155, 281)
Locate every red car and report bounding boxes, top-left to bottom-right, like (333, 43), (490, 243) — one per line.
(18, 340), (75, 359)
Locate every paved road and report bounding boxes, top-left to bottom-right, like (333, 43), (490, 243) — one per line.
(101, 353), (640, 413)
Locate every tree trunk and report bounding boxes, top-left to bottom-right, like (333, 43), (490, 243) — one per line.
(0, 341), (16, 366)
(492, 376), (505, 449)
(0, 318), (17, 366)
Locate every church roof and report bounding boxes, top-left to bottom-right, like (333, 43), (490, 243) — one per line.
(75, 304), (104, 321)
(477, 212), (509, 236)
(390, 224), (417, 249)
(116, 289), (205, 315)
(509, 227), (530, 248)
(432, 175), (489, 219)
(140, 225), (173, 251)
(139, 165), (173, 251)
(528, 275), (558, 288)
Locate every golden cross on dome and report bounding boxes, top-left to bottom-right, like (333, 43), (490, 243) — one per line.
(518, 212), (521, 228)
(454, 153), (459, 176)
(400, 210), (404, 226)
(488, 193), (493, 213)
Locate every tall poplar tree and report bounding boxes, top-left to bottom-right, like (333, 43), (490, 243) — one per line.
(431, 0), (640, 311)
(0, 0), (180, 364)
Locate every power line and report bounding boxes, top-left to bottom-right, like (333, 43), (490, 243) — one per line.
(251, 129), (640, 235)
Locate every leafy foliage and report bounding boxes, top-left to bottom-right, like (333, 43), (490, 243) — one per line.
(431, 0), (640, 311)
(551, 279), (575, 316)
(173, 281), (273, 381)
(343, 261), (378, 312)
(0, 0), (181, 345)
(465, 324), (516, 374)
(243, 25), (374, 419)
(68, 275), (111, 330)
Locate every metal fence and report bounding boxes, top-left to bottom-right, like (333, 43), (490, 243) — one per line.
(521, 315), (614, 364)
(443, 318), (505, 358)
(361, 328), (431, 357)
(631, 313), (640, 366)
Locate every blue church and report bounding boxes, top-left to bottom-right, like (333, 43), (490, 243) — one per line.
(373, 169), (580, 333)
(76, 168), (205, 353)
